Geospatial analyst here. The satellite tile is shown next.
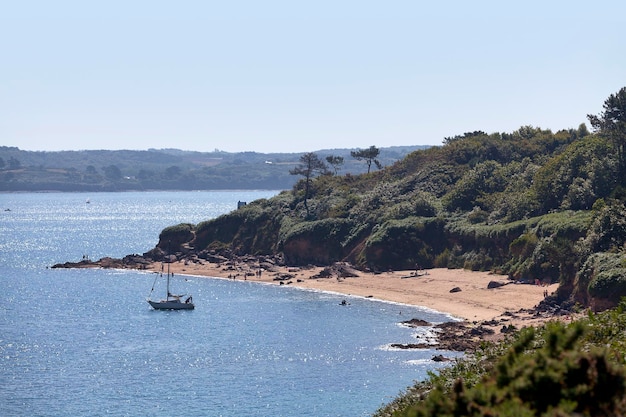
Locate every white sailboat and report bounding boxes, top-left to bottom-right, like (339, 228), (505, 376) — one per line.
(147, 256), (194, 310)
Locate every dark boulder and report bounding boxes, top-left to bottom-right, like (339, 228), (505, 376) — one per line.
(401, 318), (431, 327)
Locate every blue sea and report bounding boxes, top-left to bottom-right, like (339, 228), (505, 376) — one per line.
(0, 191), (459, 417)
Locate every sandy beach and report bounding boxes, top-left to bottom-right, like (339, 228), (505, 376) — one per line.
(145, 259), (561, 343)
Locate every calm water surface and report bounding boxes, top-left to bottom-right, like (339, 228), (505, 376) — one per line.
(0, 191), (458, 416)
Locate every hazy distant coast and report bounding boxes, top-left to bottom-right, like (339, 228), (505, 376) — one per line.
(0, 145), (428, 192)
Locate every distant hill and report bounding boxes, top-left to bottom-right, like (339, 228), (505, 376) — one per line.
(0, 145), (429, 192)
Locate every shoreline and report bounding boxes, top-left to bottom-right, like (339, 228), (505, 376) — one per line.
(55, 255), (570, 350)
(143, 259), (563, 346)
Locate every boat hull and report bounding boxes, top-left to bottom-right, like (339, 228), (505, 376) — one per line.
(147, 299), (195, 310)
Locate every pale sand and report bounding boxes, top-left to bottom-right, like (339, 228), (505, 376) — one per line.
(147, 260), (560, 331)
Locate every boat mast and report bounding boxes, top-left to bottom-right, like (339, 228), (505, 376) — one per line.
(166, 260), (170, 300)
(166, 240), (171, 300)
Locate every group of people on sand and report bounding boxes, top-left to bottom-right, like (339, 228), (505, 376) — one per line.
(227, 268), (264, 281)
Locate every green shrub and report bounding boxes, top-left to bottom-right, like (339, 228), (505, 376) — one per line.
(434, 248), (451, 268)
(363, 217), (444, 270)
(388, 322), (626, 417)
(461, 249), (494, 271)
(580, 200), (626, 254)
(509, 232), (538, 258)
(531, 136), (618, 213)
(279, 218), (357, 264)
(158, 223), (195, 249)
(589, 269), (626, 302)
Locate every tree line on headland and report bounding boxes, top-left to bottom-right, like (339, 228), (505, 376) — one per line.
(152, 88), (626, 416)
(138, 87), (626, 416)
(156, 87), (626, 314)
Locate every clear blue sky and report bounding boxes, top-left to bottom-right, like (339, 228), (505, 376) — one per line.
(2, 1), (624, 153)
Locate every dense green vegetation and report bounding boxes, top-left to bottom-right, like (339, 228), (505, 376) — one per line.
(374, 302), (626, 416)
(0, 146), (424, 191)
(154, 88), (626, 315)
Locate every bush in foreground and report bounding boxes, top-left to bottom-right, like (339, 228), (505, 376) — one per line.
(376, 304), (626, 417)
